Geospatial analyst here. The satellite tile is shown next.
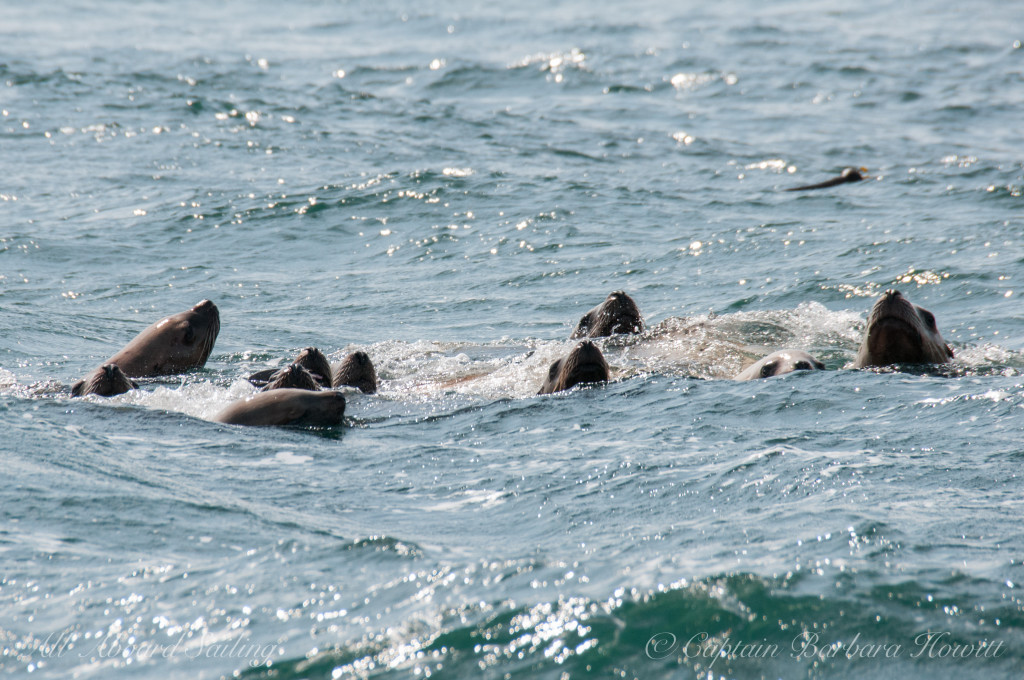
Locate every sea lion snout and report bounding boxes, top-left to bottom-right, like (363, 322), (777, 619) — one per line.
(854, 290), (952, 368)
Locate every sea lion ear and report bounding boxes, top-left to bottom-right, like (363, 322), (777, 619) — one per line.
(946, 344), (954, 358)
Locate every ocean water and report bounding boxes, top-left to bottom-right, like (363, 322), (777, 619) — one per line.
(2, 0), (1024, 678)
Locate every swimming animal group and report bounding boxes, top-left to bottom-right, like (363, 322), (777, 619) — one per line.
(68, 287), (954, 427)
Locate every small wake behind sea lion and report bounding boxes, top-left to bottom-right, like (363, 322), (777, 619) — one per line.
(784, 167), (867, 192)
(854, 290), (953, 368)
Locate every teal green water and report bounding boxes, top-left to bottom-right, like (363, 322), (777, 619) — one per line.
(2, 1), (1024, 678)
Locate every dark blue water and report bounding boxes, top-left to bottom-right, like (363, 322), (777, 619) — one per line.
(3, 1), (1024, 678)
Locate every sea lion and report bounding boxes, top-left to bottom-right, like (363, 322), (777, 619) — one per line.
(571, 290), (644, 338)
(853, 289), (953, 368)
(213, 388), (346, 427)
(70, 364), (138, 397)
(332, 351), (378, 394)
(734, 350), (825, 380)
(249, 347), (332, 388)
(261, 363), (322, 392)
(538, 340), (610, 394)
(785, 167), (867, 192)
(102, 299), (220, 378)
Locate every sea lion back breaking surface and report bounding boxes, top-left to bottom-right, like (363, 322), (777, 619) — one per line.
(784, 167), (867, 192)
(853, 289), (953, 368)
(734, 349), (825, 380)
(71, 364), (138, 397)
(214, 388), (346, 427)
(332, 351), (378, 394)
(571, 290), (644, 338)
(104, 299), (220, 378)
(538, 340), (610, 394)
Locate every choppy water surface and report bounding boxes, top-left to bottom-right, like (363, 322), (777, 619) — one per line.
(2, 0), (1024, 678)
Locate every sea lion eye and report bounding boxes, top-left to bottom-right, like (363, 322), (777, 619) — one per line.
(794, 361), (812, 371)
(548, 360), (562, 380)
(920, 310), (937, 329)
(760, 361), (777, 378)
(183, 324), (196, 344)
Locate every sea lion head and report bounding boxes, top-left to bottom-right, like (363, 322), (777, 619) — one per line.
(734, 349), (825, 380)
(261, 363), (322, 392)
(294, 347), (332, 388)
(183, 299), (220, 361)
(248, 346), (332, 388)
(841, 167), (867, 182)
(71, 363), (138, 397)
(104, 299), (221, 378)
(571, 290), (644, 338)
(854, 290), (953, 368)
(538, 340), (610, 394)
(332, 351), (378, 394)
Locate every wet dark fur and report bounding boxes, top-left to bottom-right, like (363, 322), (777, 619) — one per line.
(103, 299), (220, 378)
(214, 389), (346, 427)
(785, 167), (866, 192)
(332, 351), (378, 394)
(261, 363), (322, 392)
(854, 290), (953, 368)
(571, 291), (644, 338)
(249, 347), (332, 388)
(71, 364), (138, 397)
(538, 341), (610, 394)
